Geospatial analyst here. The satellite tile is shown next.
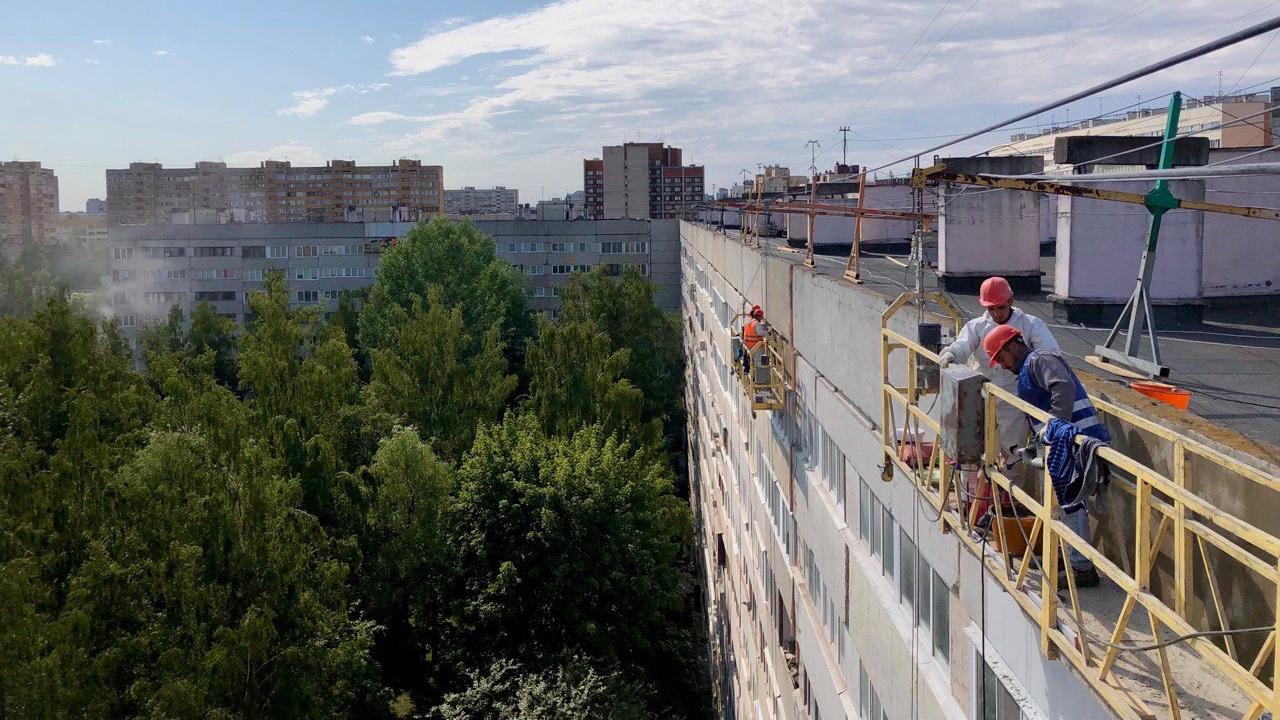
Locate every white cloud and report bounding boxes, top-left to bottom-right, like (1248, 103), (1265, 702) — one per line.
(348, 111), (430, 125)
(361, 35), (375, 44)
(279, 83), (390, 118)
(225, 141), (325, 167)
(84, 58), (101, 65)
(0, 53), (57, 67)
(376, 0), (1280, 185)
(153, 50), (170, 56)
(91, 39), (111, 45)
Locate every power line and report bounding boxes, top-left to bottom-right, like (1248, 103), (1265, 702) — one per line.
(878, 0), (984, 100)
(1227, 27), (1280, 93)
(868, 14), (1280, 173)
(851, 2), (954, 120)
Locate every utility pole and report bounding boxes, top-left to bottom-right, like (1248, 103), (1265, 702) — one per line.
(839, 126), (851, 166)
(804, 140), (821, 266)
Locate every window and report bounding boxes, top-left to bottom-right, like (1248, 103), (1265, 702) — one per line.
(980, 653), (1026, 720)
(242, 245), (265, 258)
(296, 290), (318, 303)
(194, 291), (236, 302)
(112, 270), (131, 282)
(932, 570), (950, 662)
(296, 245), (318, 257)
(860, 478), (871, 541)
(112, 247), (133, 260)
(881, 505), (895, 580)
(900, 529), (917, 616)
(112, 292), (129, 305)
(860, 662), (888, 720)
(193, 246), (235, 257)
(600, 241), (623, 253)
(244, 269), (266, 281)
(117, 314), (137, 327)
(142, 291), (184, 305)
(294, 267), (319, 281)
(266, 245), (289, 258)
(193, 269), (239, 280)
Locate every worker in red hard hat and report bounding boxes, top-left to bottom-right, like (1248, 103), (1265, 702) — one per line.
(740, 305), (768, 374)
(938, 276), (1058, 455)
(986, 324), (1110, 588)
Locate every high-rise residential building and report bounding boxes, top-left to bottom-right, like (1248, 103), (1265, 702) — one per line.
(583, 142), (703, 220)
(0, 161), (59, 255)
(444, 186), (519, 216)
(105, 159), (444, 227)
(85, 198), (107, 215)
(583, 158), (604, 219)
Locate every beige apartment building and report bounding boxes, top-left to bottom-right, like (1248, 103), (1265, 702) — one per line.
(0, 161), (59, 255)
(105, 159), (444, 226)
(583, 142), (704, 220)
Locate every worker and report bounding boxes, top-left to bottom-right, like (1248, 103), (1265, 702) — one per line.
(741, 305), (767, 375)
(937, 277), (1059, 456)
(986, 325), (1110, 588)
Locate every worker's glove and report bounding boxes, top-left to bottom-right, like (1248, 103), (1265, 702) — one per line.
(938, 351), (954, 369)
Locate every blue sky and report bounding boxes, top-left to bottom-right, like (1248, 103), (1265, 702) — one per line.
(4, 0), (1280, 211)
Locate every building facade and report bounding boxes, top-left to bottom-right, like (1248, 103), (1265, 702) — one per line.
(105, 218), (679, 342)
(0, 161), (59, 255)
(445, 186), (519, 216)
(682, 219), (1280, 720)
(105, 159), (444, 226)
(583, 158), (605, 219)
(85, 198), (107, 215)
(53, 212), (109, 246)
(583, 142), (704, 220)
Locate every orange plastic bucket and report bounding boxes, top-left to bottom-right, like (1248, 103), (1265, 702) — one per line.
(1130, 381), (1191, 410)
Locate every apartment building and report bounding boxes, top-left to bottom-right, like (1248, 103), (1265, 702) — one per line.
(105, 159), (444, 226)
(0, 161), (59, 255)
(990, 88), (1280, 170)
(85, 198), (107, 215)
(583, 142), (704, 220)
(583, 158), (604, 219)
(445, 186), (519, 216)
(52, 212), (109, 246)
(682, 218), (1279, 720)
(105, 218), (679, 342)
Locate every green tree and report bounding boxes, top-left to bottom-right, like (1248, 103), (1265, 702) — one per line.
(523, 318), (655, 443)
(558, 268), (684, 444)
(362, 427), (455, 698)
(447, 414), (695, 713)
(238, 272), (363, 528)
(358, 218), (533, 360)
(187, 301), (238, 389)
(368, 289), (516, 461)
(432, 657), (654, 720)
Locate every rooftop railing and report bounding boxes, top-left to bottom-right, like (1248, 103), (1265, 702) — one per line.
(881, 300), (1280, 719)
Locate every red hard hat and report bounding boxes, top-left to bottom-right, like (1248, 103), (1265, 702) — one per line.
(979, 276), (1014, 308)
(750, 304), (764, 319)
(983, 325), (1023, 367)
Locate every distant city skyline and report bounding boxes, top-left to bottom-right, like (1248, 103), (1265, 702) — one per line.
(4, 1), (1280, 211)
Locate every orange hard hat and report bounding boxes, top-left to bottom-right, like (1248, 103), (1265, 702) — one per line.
(979, 276), (1014, 308)
(983, 325), (1023, 367)
(750, 304), (764, 319)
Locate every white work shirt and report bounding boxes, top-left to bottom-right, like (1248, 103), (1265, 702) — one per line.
(941, 307), (1060, 451)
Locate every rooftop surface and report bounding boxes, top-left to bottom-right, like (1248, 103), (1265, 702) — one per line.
(713, 226), (1280, 458)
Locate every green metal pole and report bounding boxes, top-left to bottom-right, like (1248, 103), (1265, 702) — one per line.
(1097, 91), (1182, 377)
